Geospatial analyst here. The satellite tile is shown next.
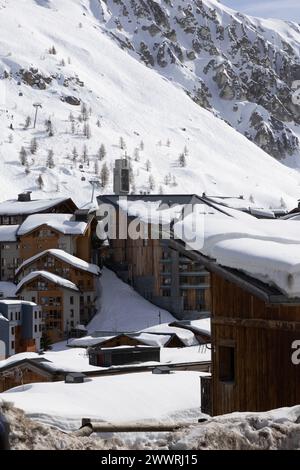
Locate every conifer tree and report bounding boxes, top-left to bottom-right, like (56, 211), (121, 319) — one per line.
(72, 146), (78, 162)
(100, 163), (109, 188)
(46, 149), (55, 169)
(179, 152), (186, 167)
(145, 159), (151, 172)
(98, 143), (106, 161)
(19, 146), (27, 166)
(37, 174), (44, 189)
(148, 174), (155, 191)
(30, 138), (38, 155)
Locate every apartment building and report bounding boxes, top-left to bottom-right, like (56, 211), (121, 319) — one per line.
(0, 300), (42, 359)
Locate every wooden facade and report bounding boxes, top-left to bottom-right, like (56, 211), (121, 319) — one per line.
(102, 224), (211, 319)
(0, 360), (60, 392)
(19, 223), (92, 263)
(211, 270), (300, 415)
(16, 251), (97, 293)
(16, 250), (99, 337)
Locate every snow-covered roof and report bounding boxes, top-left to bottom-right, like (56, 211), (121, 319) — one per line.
(16, 271), (79, 293)
(0, 299), (38, 307)
(171, 319), (211, 337)
(118, 199), (185, 225)
(18, 214), (87, 236)
(16, 249), (101, 276)
(69, 332), (172, 348)
(0, 197), (71, 215)
(173, 205), (300, 299)
(140, 323), (198, 347)
(0, 371), (204, 431)
(0, 282), (17, 299)
(0, 225), (19, 242)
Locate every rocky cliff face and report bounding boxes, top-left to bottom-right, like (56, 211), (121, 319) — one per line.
(95, 0), (300, 159)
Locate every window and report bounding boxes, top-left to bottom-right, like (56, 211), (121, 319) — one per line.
(45, 256), (55, 267)
(41, 297), (49, 305)
(87, 296), (91, 303)
(39, 324), (42, 332)
(39, 311), (42, 319)
(70, 296), (74, 305)
(219, 344), (235, 383)
(11, 341), (15, 350)
(70, 321), (74, 328)
(70, 309), (74, 318)
(32, 297), (36, 303)
(11, 327), (15, 335)
(34, 325), (37, 333)
(196, 290), (206, 310)
(162, 289), (171, 297)
(34, 312), (37, 320)
(162, 277), (171, 286)
(37, 280), (47, 289)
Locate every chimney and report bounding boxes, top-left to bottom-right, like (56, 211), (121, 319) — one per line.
(18, 191), (32, 202)
(113, 158), (130, 196)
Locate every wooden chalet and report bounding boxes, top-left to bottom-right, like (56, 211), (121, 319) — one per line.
(18, 212), (95, 263)
(0, 357), (62, 392)
(0, 193), (78, 225)
(173, 244), (300, 416)
(15, 250), (100, 340)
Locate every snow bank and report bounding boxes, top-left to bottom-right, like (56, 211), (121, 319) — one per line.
(88, 268), (175, 332)
(2, 397), (300, 450)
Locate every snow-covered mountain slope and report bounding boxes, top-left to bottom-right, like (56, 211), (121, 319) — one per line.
(96, 0), (300, 161)
(0, 0), (300, 208)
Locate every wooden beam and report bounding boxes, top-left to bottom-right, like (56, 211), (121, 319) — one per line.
(212, 317), (300, 332)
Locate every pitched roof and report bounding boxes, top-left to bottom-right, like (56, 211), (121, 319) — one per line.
(18, 214), (87, 236)
(15, 249), (101, 276)
(0, 225), (19, 242)
(16, 271), (79, 293)
(0, 282), (17, 299)
(0, 197), (76, 216)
